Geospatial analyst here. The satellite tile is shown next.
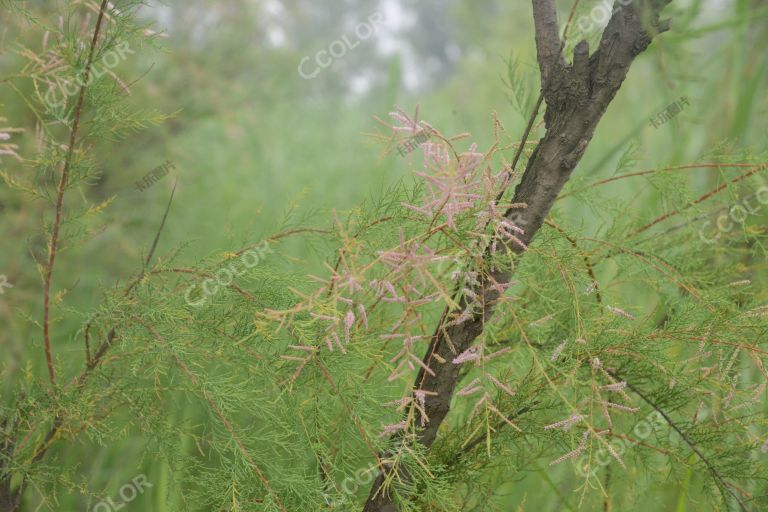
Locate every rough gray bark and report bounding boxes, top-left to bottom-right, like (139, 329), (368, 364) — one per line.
(362, 1), (671, 510)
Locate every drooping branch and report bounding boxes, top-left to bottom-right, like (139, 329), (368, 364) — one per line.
(363, 1), (672, 510)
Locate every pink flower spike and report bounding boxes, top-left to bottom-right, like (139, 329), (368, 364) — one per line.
(410, 353), (436, 376)
(383, 397), (412, 408)
(602, 381), (627, 392)
(606, 441), (626, 468)
(487, 375), (516, 397)
(452, 347), (480, 365)
(380, 421), (407, 437)
(358, 303), (368, 329)
(606, 305), (636, 320)
(332, 332), (346, 354)
(345, 310), (355, 343)
(484, 347), (511, 361)
(543, 414), (582, 431)
(311, 313), (338, 323)
(288, 345), (317, 352)
(601, 401), (639, 413)
(551, 341), (567, 362)
(457, 378), (482, 397)
(414, 389), (427, 409)
(549, 431), (590, 466)
(529, 314), (553, 328)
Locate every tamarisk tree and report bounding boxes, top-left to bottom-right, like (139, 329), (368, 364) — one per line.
(362, 0), (679, 508)
(0, 0), (766, 511)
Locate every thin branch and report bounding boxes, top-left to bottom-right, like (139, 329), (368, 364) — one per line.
(532, 0), (564, 86)
(42, 0), (110, 387)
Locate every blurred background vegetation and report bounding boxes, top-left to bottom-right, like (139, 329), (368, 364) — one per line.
(1, 0), (767, 510)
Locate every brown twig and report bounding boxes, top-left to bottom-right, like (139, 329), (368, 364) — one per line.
(42, 0), (110, 387)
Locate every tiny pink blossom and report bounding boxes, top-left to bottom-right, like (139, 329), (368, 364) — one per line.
(601, 401), (639, 413)
(544, 414), (582, 431)
(344, 310), (355, 342)
(310, 313), (338, 323)
(484, 347), (511, 361)
(605, 440), (626, 468)
(487, 375), (515, 397)
(380, 421), (407, 437)
(414, 389), (427, 409)
(457, 378), (482, 397)
(288, 345), (317, 352)
(602, 381), (627, 392)
(529, 314), (553, 328)
(551, 341), (567, 362)
(453, 347), (480, 365)
(550, 431), (589, 466)
(358, 303), (368, 329)
(332, 331), (346, 354)
(447, 308), (473, 327)
(606, 305), (635, 320)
